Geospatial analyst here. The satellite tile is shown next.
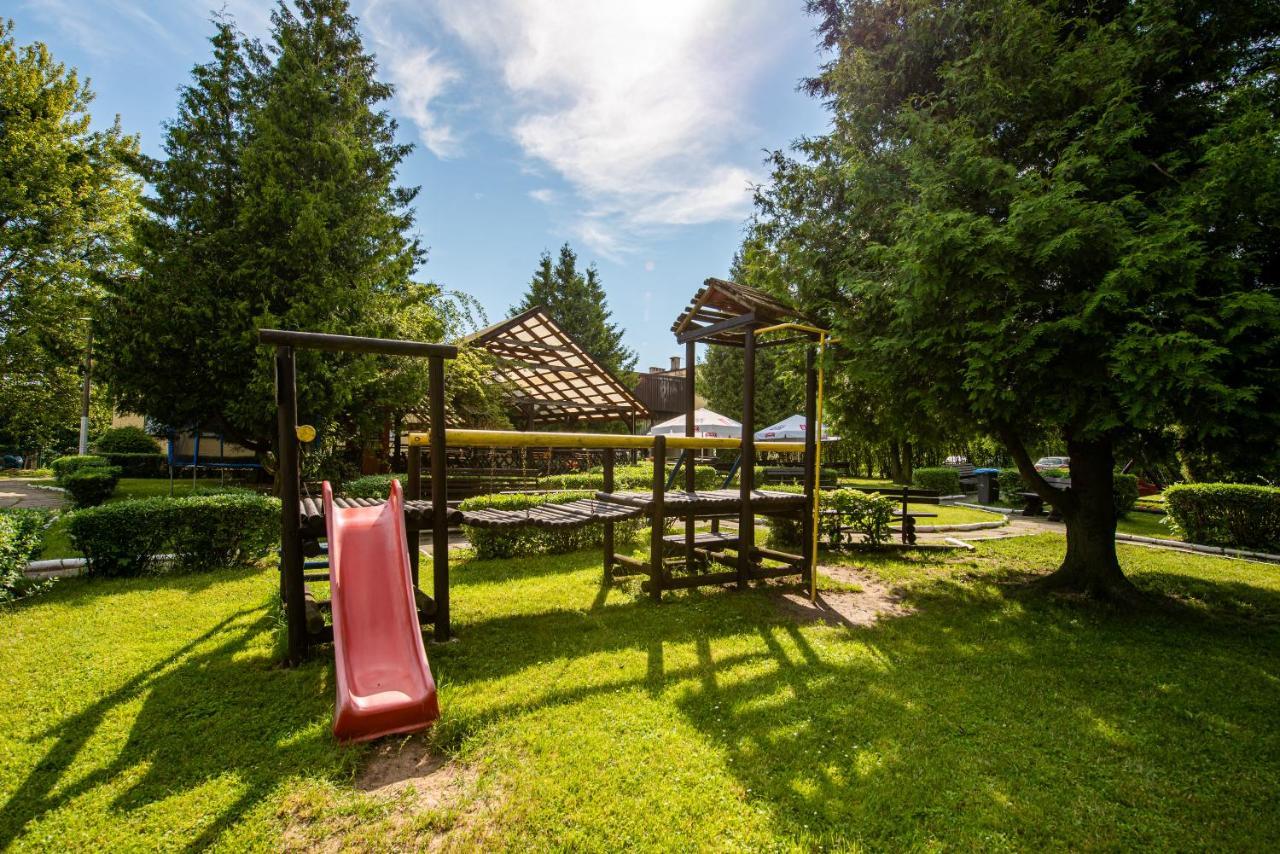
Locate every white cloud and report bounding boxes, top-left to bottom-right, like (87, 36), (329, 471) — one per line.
(428, 0), (784, 255)
(644, 260), (656, 272)
(364, 1), (462, 158)
(528, 188), (557, 204)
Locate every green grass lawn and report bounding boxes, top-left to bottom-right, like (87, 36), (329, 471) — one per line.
(1117, 511), (1180, 541)
(3, 534), (1278, 849)
(915, 503), (1005, 526)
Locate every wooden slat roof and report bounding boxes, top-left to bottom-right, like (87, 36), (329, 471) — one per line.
(464, 307), (648, 425)
(671, 277), (815, 346)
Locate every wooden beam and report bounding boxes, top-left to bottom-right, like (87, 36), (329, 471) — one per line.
(676, 311), (756, 345)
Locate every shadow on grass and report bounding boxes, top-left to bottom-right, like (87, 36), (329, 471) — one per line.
(0, 594), (336, 851)
(430, 550), (1280, 847)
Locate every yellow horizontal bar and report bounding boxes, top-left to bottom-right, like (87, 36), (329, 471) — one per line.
(753, 321), (829, 338)
(406, 429), (807, 454)
(408, 429), (651, 449)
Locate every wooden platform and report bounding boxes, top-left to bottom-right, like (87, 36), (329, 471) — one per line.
(661, 530), (739, 552)
(299, 496), (462, 538)
(459, 498), (645, 529)
(595, 489), (806, 516)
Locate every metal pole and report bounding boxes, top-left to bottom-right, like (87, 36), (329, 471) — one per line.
(803, 345), (818, 600)
(738, 329), (756, 589)
(429, 356), (450, 642)
(275, 346), (307, 663)
(78, 323), (92, 454)
(407, 444), (421, 587)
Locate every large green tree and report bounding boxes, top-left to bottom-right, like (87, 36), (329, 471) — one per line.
(101, 2), (445, 455)
(0, 20), (138, 459)
(512, 243), (637, 377)
(753, 0), (1280, 598)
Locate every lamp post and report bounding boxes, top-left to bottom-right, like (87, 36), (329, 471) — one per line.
(78, 319), (92, 455)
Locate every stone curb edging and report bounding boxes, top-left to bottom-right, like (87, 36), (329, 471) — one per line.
(1115, 534), (1280, 564)
(914, 519), (1008, 533)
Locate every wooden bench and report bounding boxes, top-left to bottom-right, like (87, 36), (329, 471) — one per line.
(761, 467), (838, 488)
(842, 485), (941, 545)
(947, 463), (978, 489)
(1017, 476), (1069, 521)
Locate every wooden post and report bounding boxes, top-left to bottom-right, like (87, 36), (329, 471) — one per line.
(275, 346), (307, 664)
(684, 339), (696, 570)
(650, 434), (666, 601)
(738, 329), (756, 588)
(802, 345), (818, 599)
(429, 356), (450, 642)
(407, 445), (421, 587)
(603, 447), (615, 584)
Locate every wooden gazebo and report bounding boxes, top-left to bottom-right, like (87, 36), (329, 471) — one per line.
(465, 307), (648, 429)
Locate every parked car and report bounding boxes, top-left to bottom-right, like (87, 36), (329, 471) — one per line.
(2, 453), (23, 469)
(944, 455), (970, 467)
(1034, 456), (1070, 471)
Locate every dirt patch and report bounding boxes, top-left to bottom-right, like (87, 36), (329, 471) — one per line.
(357, 734), (475, 808)
(775, 564), (913, 628)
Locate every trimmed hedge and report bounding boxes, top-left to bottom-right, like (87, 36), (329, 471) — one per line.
(539, 464), (721, 492)
(1164, 483), (1280, 552)
(912, 467), (961, 495)
(1, 509), (47, 605)
(459, 491), (643, 559)
(68, 494), (280, 578)
(997, 469), (1139, 517)
(64, 466), (120, 507)
(344, 474), (404, 499)
(100, 452), (168, 478)
(51, 454), (109, 485)
(94, 425), (161, 454)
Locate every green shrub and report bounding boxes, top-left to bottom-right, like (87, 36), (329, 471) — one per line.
(538, 464), (721, 492)
(344, 474), (405, 499)
(51, 454), (109, 485)
(63, 466), (120, 507)
(997, 468), (1028, 507)
(459, 491), (643, 559)
(825, 489), (896, 546)
(763, 487), (894, 549)
(999, 468), (1141, 517)
(1, 509), (47, 605)
(68, 494), (280, 578)
(94, 426), (160, 454)
(912, 467), (961, 495)
(1112, 473), (1139, 517)
(1164, 483), (1280, 552)
(99, 452), (168, 478)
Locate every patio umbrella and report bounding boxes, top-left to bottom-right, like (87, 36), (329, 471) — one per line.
(753, 414), (839, 442)
(648, 408), (742, 439)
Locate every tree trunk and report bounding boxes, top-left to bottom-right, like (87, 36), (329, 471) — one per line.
(887, 440), (903, 484)
(903, 440), (914, 484)
(1040, 436), (1139, 601)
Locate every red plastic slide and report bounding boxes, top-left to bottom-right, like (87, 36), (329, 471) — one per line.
(323, 479), (440, 743)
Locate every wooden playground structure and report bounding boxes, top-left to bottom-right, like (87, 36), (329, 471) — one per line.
(264, 279), (829, 663)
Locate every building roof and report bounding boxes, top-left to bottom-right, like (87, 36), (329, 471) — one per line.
(464, 307), (648, 425)
(671, 277), (817, 347)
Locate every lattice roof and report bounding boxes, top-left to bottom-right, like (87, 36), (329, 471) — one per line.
(464, 307), (648, 425)
(671, 277), (816, 346)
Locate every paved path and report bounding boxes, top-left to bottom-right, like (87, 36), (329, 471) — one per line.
(0, 479), (64, 510)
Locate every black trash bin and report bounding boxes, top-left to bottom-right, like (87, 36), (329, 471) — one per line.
(974, 468), (999, 504)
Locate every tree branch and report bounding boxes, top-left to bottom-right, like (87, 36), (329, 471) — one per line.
(994, 422), (1078, 513)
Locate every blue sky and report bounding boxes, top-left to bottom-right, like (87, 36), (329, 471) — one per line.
(14, 1), (830, 370)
